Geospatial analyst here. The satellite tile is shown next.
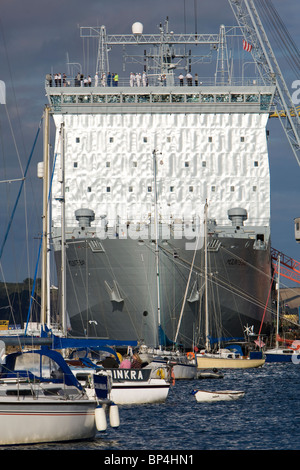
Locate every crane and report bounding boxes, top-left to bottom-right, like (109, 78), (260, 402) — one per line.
(228, 0), (300, 166)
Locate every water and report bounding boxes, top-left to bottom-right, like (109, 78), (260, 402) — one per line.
(2, 363), (300, 452)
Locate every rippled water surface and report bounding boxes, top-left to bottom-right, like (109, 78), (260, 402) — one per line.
(2, 363), (300, 452)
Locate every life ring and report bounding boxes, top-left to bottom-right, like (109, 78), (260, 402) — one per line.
(156, 368), (165, 379)
(186, 352), (195, 361)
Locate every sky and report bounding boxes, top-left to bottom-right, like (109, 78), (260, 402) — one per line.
(0, 0), (299, 287)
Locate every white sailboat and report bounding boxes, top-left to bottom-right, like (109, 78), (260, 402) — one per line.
(196, 203), (265, 370)
(0, 346), (105, 445)
(0, 106), (118, 446)
(136, 150), (197, 380)
(67, 352), (171, 405)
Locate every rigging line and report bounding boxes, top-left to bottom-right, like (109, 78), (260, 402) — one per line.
(263, 0), (300, 71)
(257, 0), (300, 76)
(259, 0), (300, 76)
(0, 261), (21, 347)
(163, 243), (276, 321)
(258, 268), (276, 338)
(0, 118), (42, 261)
(0, 18), (27, 176)
(4, 104), (23, 177)
(159, 244), (271, 314)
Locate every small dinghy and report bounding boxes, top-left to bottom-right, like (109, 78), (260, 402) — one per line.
(196, 369), (224, 380)
(192, 389), (245, 402)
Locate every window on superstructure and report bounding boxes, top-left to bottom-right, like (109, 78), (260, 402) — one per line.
(109, 137), (114, 143)
(216, 94), (229, 103)
(106, 162), (110, 167)
(147, 186), (152, 192)
(137, 95), (150, 103)
(201, 94), (214, 103)
(74, 162), (78, 168)
(78, 95), (91, 103)
(170, 186), (174, 192)
(167, 136), (171, 143)
(107, 95), (120, 103)
(202, 161), (206, 167)
(93, 95), (106, 103)
(187, 94), (199, 103)
(230, 186), (235, 192)
(240, 137), (245, 142)
(246, 94), (259, 103)
(76, 137), (80, 143)
(87, 187), (92, 192)
(184, 161), (189, 167)
(211, 186), (216, 192)
(106, 187), (111, 193)
(152, 95), (170, 103)
(143, 137), (148, 143)
(189, 186), (193, 192)
(208, 137), (212, 142)
(123, 95), (135, 103)
(253, 186), (257, 191)
(63, 95), (76, 104)
(231, 94), (244, 103)
(129, 186), (133, 192)
(254, 161), (259, 167)
(171, 94), (184, 103)
(132, 161), (137, 167)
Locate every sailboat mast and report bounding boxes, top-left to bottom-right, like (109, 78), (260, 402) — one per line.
(41, 105), (50, 326)
(59, 122), (67, 336)
(204, 201), (209, 350)
(276, 255), (280, 349)
(153, 150), (162, 349)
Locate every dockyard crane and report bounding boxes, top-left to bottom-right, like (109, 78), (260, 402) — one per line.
(228, 0), (300, 167)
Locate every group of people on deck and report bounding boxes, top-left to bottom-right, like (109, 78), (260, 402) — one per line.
(178, 72), (199, 86)
(95, 72), (119, 87)
(46, 70), (200, 87)
(99, 353), (144, 369)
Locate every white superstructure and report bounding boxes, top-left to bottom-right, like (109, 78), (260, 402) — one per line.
(50, 86), (273, 236)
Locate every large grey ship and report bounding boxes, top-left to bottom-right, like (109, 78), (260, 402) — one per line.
(45, 15), (277, 349)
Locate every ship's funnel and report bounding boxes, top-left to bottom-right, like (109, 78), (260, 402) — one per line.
(132, 22), (143, 36)
(75, 208), (95, 228)
(228, 208), (247, 227)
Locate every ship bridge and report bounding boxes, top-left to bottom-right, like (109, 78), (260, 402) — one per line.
(46, 84), (275, 115)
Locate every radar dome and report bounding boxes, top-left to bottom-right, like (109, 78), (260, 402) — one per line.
(132, 22), (143, 35)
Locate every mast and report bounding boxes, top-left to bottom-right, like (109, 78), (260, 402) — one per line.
(41, 105), (50, 326)
(276, 254), (280, 349)
(153, 150), (161, 349)
(204, 201), (209, 351)
(59, 122), (67, 336)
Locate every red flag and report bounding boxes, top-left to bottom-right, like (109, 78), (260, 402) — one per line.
(243, 39), (252, 52)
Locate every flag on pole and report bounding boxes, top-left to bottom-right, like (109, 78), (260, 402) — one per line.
(243, 39), (253, 52)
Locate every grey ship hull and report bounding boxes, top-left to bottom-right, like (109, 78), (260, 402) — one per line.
(54, 231), (272, 349)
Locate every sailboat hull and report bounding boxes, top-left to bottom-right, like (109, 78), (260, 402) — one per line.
(196, 355), (265, 369)
(0, 399), (97, 445)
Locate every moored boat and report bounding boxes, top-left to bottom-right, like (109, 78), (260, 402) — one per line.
(196, 348), (265, 369)
(69, 361), (171, 405)
(138, 344), (197, 380)
(192, 389), (245, 403)
(0, 348), (116, 445)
